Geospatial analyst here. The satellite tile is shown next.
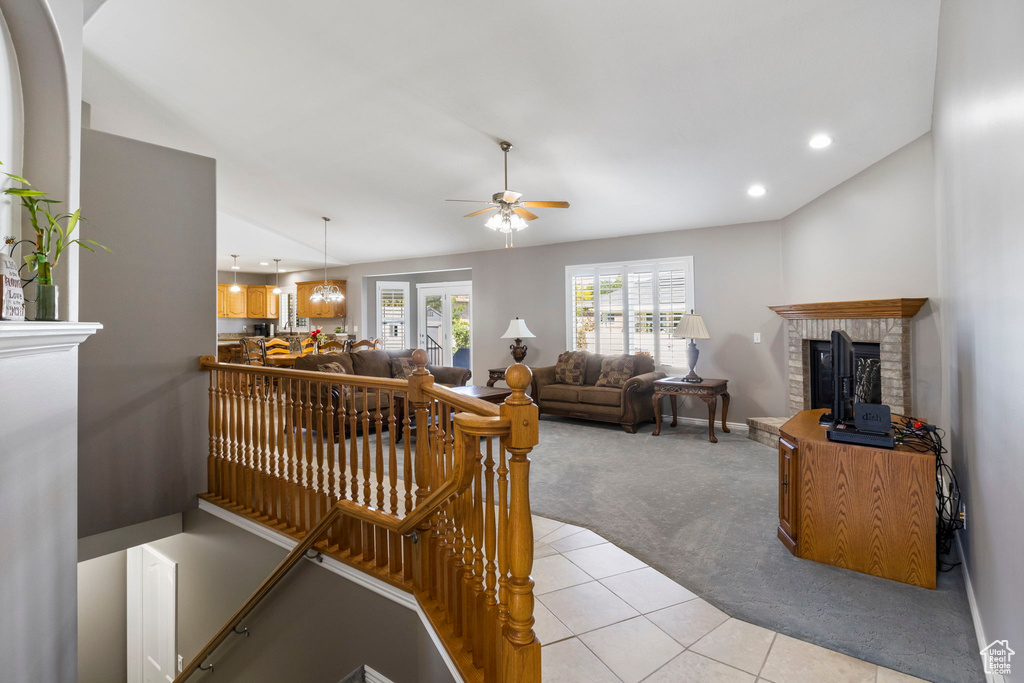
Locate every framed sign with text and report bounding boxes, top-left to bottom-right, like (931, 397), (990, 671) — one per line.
(1, 251), (26, 320)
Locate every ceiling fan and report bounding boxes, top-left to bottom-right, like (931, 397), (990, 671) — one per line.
(447, 141), (569, 247)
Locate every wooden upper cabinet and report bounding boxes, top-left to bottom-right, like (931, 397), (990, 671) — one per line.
(217, 284), (280, 318)
(247, 286), (267, 318)
(295, 280), (346, 319)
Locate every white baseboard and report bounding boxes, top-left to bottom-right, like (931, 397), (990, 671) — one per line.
(197, 499), (463, 682)
(661, 414), (749, 433)
(956, 532), (1005, 683)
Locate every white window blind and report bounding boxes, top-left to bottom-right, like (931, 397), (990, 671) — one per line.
(566, 257), (694, 367)
(376, 281), (410, 350)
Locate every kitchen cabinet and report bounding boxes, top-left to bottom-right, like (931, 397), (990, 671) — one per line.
(217, 284), (280, 318)
(217, 283), (248, 318)
(295, 279), (346, 319)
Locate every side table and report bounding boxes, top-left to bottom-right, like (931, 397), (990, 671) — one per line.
(486, 368), (507, 387)
(652, 378), (730, 443)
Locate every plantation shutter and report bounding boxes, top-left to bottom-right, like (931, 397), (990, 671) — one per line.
(570, 274), (596, 351)
(657, 266), (688, 367)
(378, 283), (409, 350)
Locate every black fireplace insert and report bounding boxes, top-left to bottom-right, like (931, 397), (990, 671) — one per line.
(808, 339), (881, 409)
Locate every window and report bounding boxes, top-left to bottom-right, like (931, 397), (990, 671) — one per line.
(566, 257), (694, 367)
(376, 281), (410, 350)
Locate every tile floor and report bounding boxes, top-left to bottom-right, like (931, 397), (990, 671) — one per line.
(531, 515), (930, 683)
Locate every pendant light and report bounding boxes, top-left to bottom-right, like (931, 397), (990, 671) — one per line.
(272, 258), (282, 294)
(229, 255), (241, 292)
(310, 217), (344, 303)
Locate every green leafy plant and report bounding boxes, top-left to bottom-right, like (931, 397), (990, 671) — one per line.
(1, 160), (110, 283)
(451, 299), (470, 350)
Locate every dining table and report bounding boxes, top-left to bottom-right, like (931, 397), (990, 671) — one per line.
(265, 354), (300, 367)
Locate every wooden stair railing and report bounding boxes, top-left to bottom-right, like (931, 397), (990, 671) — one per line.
(192, 351), (540, 682)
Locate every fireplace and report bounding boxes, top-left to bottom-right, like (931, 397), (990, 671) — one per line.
(808, 340), (881, 409)
(768, 298), (927, 418)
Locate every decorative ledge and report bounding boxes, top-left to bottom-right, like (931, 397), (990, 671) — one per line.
(768, 298), (928, 320)
(0, 321), (103, 359)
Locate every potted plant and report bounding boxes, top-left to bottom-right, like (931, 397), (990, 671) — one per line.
(1, 161), (110, 320)
(309, 327), (324, 344)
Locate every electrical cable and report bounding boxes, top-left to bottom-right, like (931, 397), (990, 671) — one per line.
(891, 416), (963, 571)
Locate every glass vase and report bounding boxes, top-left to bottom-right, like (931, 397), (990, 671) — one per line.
(35, 283), (58, 321)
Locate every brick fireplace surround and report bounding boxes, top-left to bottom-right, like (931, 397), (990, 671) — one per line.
(748, 298), (928, 448)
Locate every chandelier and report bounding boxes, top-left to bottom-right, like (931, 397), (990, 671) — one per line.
(310, 217), (344, 303)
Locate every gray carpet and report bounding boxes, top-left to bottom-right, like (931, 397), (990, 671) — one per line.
(528, 416), (984, 683)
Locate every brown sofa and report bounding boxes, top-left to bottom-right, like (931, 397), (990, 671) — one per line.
(531, 351), (665, 433)
(292, 349), (471, 435)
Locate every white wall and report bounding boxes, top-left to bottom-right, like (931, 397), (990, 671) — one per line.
(781, 134), (941, 421)
(933, 0), (1024, 666)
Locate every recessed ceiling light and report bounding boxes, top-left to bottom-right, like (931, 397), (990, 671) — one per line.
(747, 184), (767, 197)
(259, 261), (269, 266)
(809, 134), (833, 149)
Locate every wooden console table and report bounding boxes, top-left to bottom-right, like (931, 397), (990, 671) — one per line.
(652, 378), (730, 442)
(778, 409), (936, 588)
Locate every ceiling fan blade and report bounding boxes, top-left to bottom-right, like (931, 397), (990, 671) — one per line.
(465, 207), (497, 218)
(513, 207), (539, 221)
(502, 190), (523, 203)
(446, 199), (493, 203)
(520, 201), (570, 208)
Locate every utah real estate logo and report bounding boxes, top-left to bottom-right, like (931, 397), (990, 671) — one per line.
(980, 640), (1014, 676)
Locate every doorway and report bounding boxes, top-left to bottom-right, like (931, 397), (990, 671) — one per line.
(127, 544), (177, 683)
(417, 281), (472, 369)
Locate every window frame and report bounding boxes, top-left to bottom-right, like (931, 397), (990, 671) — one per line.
(564, 256), (695, 367)
(375, 280), (411, 349)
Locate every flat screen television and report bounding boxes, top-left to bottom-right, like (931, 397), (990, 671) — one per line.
(821, 330), (856, 426)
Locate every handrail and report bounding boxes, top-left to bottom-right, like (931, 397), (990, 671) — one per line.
(173, 504), (343, 682)
(424, 383), (501, 417)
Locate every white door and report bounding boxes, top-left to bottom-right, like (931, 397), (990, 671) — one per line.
(417, 281), (472, 369)
(376, 281), (411, 350)
(128, 545), (177, 683)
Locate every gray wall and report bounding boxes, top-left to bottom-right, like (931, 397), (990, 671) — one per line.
(78, 128), (217, 538)
(284, 221), (788, 423)
(933, 0), (1024, 666)
(781, 134), (941, 421)
(146, 509), (455, 683)
(364, 268), (472, 346)
(78, 550), (127, 683)
(0, 1), (83, 681)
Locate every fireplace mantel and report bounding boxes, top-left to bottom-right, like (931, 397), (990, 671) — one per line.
(768, 298), (927, 320)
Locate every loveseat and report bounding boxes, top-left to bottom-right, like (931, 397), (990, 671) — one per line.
(531, 351), (665, 433)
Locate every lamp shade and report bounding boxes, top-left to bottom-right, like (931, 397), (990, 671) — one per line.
(673, 313), (710, 340)
(501, 317), (536, 339)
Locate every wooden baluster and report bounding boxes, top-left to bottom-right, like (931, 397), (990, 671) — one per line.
(214, 369), (225, 500)
(243, 371), (255, 512)
(482, 436), (500, 680)
(375, 388), (388, 569)
(302, 379), (315, 533)
(262, 374), (273, 519)
(500, 364), (541, 682)
(450, 421), (466, 636)
(496, 442), (510, 661)
(290, 378), (303, 531)
(325, 382), (337, 549)
(361, 386), (374, 564)
(435, 402), (451, 605)
(284, 377), (298, 531)
(402, 392), (414, 581)
(229, 371), (240, 508)
(207, 370), (217, 497)
(387, 388), (402, 577)
(407, 350), (435, 592)
(337, 381), (350, 554)
(313, 380), (326, 524)
(253, 372), (266, 519)
(348, 385), (362, 557)
(272, 376), (285, 526)
(470, 433), (486, 667)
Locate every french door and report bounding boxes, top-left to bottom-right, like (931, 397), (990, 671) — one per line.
(417, 281), (472, 369)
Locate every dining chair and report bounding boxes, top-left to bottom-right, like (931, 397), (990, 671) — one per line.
(300, 336), (318, 356)
(264, 337), (290, 356)
(240, 337), (267, 366)
(316, 338), (346, 353)
(349, 337), (384, 352)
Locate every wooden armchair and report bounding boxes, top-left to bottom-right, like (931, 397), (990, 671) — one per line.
(349, 337), (383, 351)
(240, 337), (266, 366)
(316, 338), (348, 353)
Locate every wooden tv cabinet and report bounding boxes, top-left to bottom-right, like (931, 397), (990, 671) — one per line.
(778, 409), (936, 589)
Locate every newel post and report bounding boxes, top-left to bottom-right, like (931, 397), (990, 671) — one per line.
(499, 363), (541, 682)
(407, 349), (435, 591)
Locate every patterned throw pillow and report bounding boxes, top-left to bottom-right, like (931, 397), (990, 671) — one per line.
(390, 357), (418, 380)
(554, 350), (587, 385)
(595, 356), (636, 388)
(318, 362), (347, 374)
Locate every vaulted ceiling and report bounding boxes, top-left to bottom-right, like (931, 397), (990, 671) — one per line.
(83, 0), (940, 273)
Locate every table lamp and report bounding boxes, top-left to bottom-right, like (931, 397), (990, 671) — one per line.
(673, 311), (710, 383)
(501, 317), (535, 363)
